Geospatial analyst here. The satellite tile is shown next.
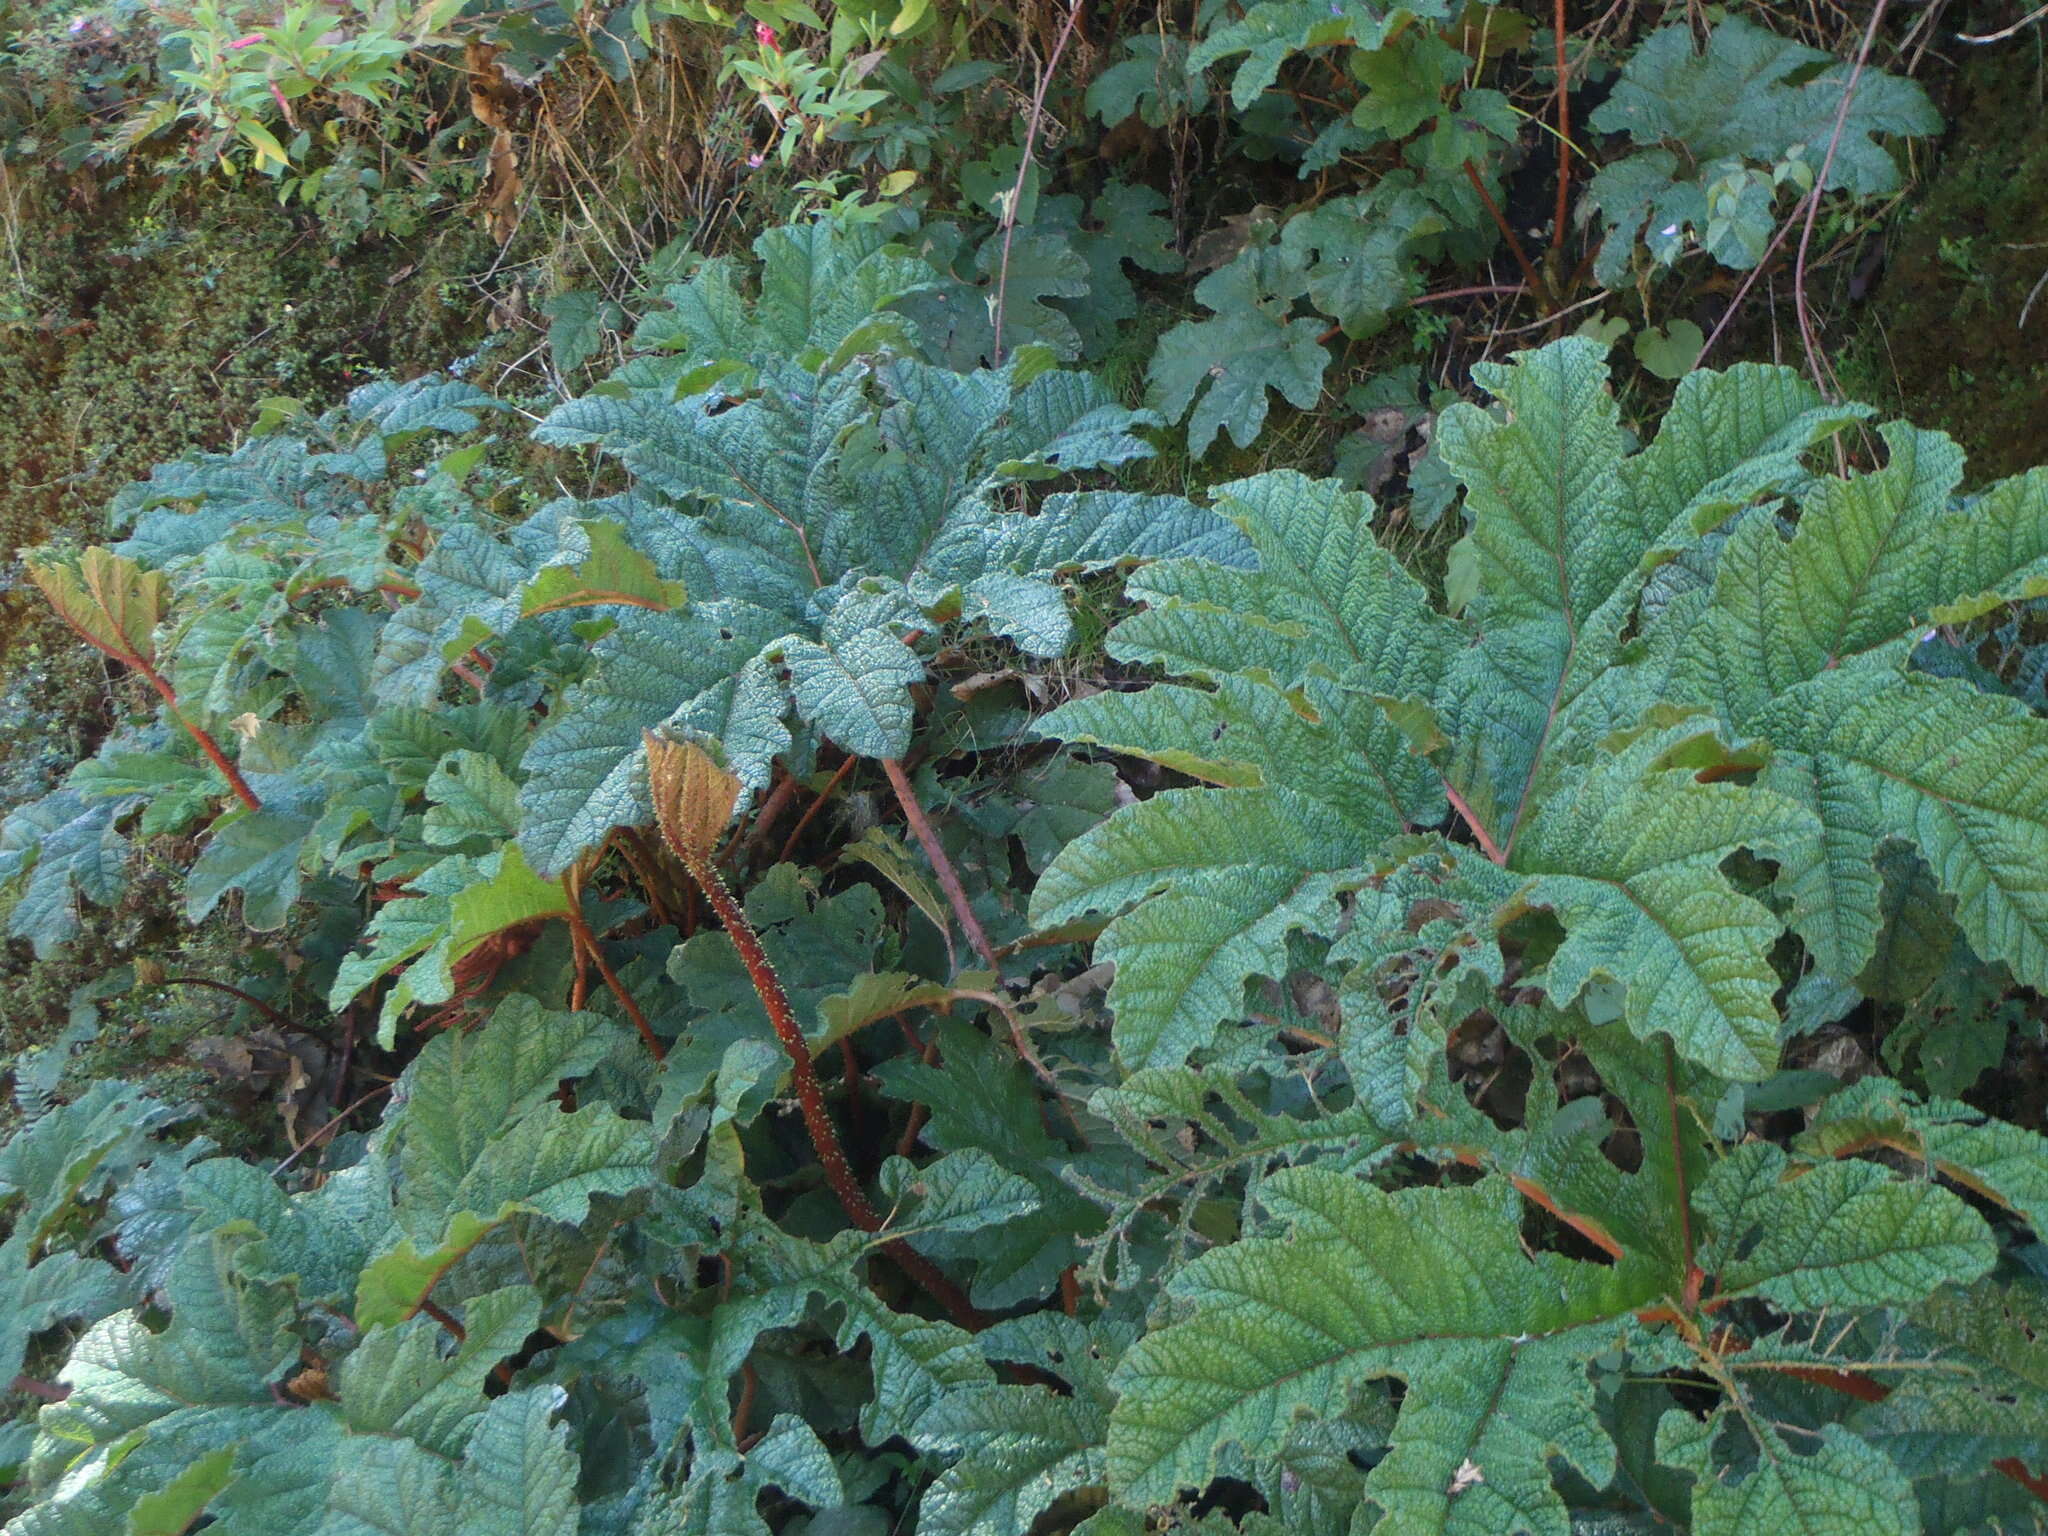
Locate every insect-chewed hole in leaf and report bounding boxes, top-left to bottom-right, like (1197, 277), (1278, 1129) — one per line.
(1188, 1478), (1266, 1526)
(1448, 1013), (1533, 1129)
(1601, 1090), (1646, 1175)
(490, 1325), (565, 1392)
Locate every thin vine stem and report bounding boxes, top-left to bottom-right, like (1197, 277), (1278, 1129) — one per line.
(1463, 159), (1554, 313)
(989, 0), (1082, 365)
(1793, 0), (1890, 402)
(1550, 0), (1572, 255)
(159, 975), (319, 1037)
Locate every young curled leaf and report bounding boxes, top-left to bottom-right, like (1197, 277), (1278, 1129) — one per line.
(645, 730), (742, 865)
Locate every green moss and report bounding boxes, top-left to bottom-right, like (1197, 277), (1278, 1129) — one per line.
(0, 178), (501, 1075)
(0, 184), (495, 557)
(1835, 41), (2048, 484)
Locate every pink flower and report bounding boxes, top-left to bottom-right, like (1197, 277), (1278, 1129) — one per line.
(754, 22), (779, 51)
(228, 32), (263, 47)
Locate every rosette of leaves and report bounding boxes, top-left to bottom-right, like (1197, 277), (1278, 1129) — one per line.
(1016, 336), (2048, 1529)
(0, 374), (515, 960)
(511, 216), (1250, 883)
(0, 994), (1116, 1536)
(1091, 6), (1940, 457)
(1036, 337), (2048, 1082)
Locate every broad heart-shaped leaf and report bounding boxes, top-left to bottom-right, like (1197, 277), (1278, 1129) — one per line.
(525, 350), (1172, 844)
(327, 843), (576, 1045)
(422, 748), (522, 846)
(1848, 1273), (2048, 1483)
(1031, 788), (1376, 1067)
(359, 997), (655, 1323)
(1433, 339), (1861, 852)
(1147, 245), (1329, 458)
(1188, 0), (1451, 109)
(771, 596), (926, 760)
(32, 1228), (299, 1474)
(322, 1385), (581, 1536)
(632, 217), (937, 384)
(372, 523), (532, 707)
(876, 1018), (1102, 1310)
(915, 1316), (1126, 1536)
(733, 1219), (994, 1446)
(183, 799), (317, 931)
(1111, 469), (1456, 694)
(1105, 1173), (1649, 1532)
(877, 1148), (1041, 1243)
(0, 1233), (128, 1386)
(517, 517), (687, 617)
(1590, 16), (1938, 200)
(336, 1287), (541, 1457)
(517, 604), (791, 877)
(1279, 184), (1444, 339)
(972, 226), (1090, 360)
(0, 1080), (187, 1245)
(1505, 728), (1819, 1082)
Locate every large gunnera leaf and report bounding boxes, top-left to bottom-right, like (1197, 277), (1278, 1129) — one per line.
(1042, 338), (2048, 1091)
(522, 343), (1246, 873)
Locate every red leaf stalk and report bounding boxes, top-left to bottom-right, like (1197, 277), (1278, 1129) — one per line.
(881, 757), (1000, 973)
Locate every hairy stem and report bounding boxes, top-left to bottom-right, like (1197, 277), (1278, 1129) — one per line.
(678, 850), (985, 1328)
(682, 851), (878, 1225)
(139, 667), (263, 813)
(33, 583), (263, 814)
